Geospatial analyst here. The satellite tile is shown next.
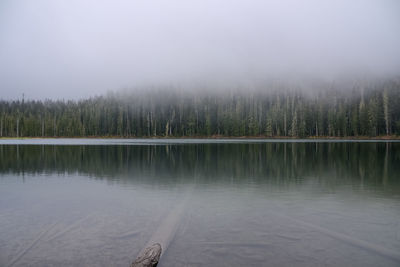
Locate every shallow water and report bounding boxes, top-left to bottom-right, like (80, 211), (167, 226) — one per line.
(0, 139), (399, 266)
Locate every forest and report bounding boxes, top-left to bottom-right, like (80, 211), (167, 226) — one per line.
(1, 79), (400, 138)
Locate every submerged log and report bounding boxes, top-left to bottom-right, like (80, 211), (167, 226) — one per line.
(132, 188), (192, 266)
(131, 243), (162, 267)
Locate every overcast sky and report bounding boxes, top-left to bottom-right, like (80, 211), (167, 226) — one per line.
(0, 0), (399, 100)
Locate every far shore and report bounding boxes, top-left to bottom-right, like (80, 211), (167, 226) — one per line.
(1, 135), (399, 140)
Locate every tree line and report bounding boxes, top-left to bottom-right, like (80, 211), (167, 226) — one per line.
(1, 79), (400, 138)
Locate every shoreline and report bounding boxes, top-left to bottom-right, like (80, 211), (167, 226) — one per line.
(0, 135), (399, 140)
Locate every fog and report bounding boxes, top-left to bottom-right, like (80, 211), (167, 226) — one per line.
(0, 0), (399, 100)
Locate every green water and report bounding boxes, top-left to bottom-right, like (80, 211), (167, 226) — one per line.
(0, 139), (399, 266)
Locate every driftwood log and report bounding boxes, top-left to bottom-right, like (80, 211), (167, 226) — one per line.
(131, 243), (162, 267)
(131, 188), (192, 266)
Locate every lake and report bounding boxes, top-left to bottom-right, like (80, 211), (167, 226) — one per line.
(0, 139), (399, 266)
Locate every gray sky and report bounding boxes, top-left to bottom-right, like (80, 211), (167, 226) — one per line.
(0, 0), (399, 100)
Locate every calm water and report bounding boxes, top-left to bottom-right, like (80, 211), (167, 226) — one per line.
(0, 139), (399, 267)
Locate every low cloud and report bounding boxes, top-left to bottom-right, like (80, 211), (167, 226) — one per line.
(0, 0), (399, 99)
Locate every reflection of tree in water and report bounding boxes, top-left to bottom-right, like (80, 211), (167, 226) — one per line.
(0, 143), (399, 190)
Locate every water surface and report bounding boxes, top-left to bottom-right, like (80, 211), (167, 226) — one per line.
(0, 139), (399, 266)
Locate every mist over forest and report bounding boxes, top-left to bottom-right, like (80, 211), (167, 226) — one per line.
(1, 0), (400, 137)
(1, 77), (400, 138)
